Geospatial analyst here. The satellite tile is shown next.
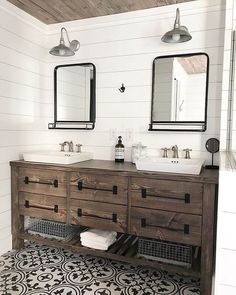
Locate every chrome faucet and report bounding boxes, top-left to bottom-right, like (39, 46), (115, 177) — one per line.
(64, 141), (74, 152)
(171, 145), (179, 158)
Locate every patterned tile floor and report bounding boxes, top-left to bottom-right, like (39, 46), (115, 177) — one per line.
(0, 243), (200, 295)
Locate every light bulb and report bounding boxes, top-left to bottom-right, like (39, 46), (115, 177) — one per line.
(172, 33), (180, 42)
(59, 49), (66, 56)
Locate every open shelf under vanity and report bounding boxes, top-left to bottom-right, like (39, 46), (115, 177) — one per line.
(18, 230), (201, 278)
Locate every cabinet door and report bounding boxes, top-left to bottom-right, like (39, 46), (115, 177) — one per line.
(131, 207), (202, 246)
(70, 199), (127, 232)
(19, 192), (67, 222)
(131, 177), (203, 215)
(18, 168), (67, 197)
(70, 172), (128, 204)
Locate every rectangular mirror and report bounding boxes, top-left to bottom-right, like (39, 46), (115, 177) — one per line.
(149, 53), (209, 131)
(48, 63), (96, 130)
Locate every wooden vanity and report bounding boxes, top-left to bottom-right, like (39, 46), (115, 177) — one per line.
(10, 159), (218, 295)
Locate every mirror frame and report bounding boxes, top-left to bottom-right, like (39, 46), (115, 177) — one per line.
(149, 52), (209, 132)
(48, 62), (96, 130)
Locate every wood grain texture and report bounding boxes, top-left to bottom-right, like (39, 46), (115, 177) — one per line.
(18, 167), (67, 197)
(131, 177), (203, 214)
(70, 171), (128, 204)
(19, 192), (67, 222)
(6, 0), (195, 24)
(200, 183), (217, 295)
(11, 165), (24, 249)
(130, 207), (202, 246)
(70, 199), (127, 232)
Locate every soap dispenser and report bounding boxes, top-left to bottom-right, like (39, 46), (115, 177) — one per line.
(115, 136), (125, 162)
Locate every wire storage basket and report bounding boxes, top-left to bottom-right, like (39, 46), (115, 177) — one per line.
(137, 237), (193, 268)
(25, 217), (77, 241)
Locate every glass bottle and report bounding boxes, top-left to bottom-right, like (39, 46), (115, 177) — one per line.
(115, 136), (125, 162)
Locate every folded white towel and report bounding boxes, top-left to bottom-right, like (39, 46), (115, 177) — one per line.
(81, 235), (116, 251)
(81, 236), (116, 247)
(80, 229), (117, 244)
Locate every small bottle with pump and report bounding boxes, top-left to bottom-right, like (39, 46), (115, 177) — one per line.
(115, 136), (125, 162)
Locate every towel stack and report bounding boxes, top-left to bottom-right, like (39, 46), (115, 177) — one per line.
(80, 229), (117, 250)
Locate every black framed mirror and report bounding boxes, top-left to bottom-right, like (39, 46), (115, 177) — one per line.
(149, 53), (209, 132)
(48, 63), (96, 130)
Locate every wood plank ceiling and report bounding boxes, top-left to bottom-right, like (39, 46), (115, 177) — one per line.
(7, 0), (195, 24)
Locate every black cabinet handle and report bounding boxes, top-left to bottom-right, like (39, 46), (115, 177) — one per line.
(140, 218), (190, 234)
(141, 189), (190, 204)
(78, 181), (118, 195)
(24, 200), (59, 213)
(24, 176), (58, 188)
(77, 208), (117, 223)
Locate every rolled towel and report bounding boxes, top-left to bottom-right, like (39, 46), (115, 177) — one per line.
(80, 229), (117, 244)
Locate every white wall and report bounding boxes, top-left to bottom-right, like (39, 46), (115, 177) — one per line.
(45, 0), (225, 162)
(0, 0), (48, 255)
(0, 0), (225, 255)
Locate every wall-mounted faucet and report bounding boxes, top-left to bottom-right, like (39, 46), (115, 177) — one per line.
(171, 145), (179, 158)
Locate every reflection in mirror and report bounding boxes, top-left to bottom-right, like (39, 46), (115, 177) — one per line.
(149, 53), (209, 131)
(48, 63), (96, 130)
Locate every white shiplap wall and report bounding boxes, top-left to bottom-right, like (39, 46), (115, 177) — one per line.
(0, 0), (226, 255)
(45, 0), (225, 163)
(0, 0), (48, 255)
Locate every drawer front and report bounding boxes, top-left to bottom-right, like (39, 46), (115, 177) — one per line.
(70, 172), (128, 205)
(19, 192), (67, 222)
(18, 168), (66, 197)
(130, 207), (202, 246)
(131, 177), (203, 215)
(70, 199), (127, 232)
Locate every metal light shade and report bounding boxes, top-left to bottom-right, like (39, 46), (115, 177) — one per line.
(49, 27), (80, 57)
(161, 8), (192, 43)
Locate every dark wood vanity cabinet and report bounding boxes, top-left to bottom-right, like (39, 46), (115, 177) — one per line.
(10, 160), (218, 295)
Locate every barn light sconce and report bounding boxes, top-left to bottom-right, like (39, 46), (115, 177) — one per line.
(49, 27), (80, 56)
(161, 8), (192, 43)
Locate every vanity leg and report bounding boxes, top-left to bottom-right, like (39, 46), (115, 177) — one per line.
(11, 166), (24, 250)
(201, 183), (216, 295)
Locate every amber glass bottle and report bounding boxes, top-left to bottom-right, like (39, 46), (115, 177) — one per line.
(115, 136), (125, 162)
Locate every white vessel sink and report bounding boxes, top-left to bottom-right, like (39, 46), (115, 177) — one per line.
(136, 157), (205, 175)
(23, 151), (93, 165)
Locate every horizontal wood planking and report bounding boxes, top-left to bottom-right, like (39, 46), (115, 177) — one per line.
(19, 192), (67, 222)
(18, 167), (67, 197)
(70, 172), (128, 205)
(70, 199), (127, 232)
(130, 207), (202, 246)
(130, 177), (203, 214)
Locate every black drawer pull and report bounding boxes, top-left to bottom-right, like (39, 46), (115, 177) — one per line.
(78, 181), (118, 195)
(77, 208), (117, 223)
(24, 176), (58, 188)
(141, 188), (191, 203)
(140, 218), (190, 234)
(24, 200), (59, 213)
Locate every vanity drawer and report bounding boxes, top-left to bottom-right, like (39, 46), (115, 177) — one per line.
(70, 172), (128, 205)
(18, 168), (66, 197)
(19, 192), (67, 222)
(130, 207), (202, 246)
(131, 177), (203, 214)
(70, 199), (127, 232)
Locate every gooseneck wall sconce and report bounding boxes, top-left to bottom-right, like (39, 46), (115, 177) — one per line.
(49, 27), (80, 57)
(161, 8), (192, 43)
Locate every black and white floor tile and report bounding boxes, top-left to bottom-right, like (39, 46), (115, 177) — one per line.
(0, 243), (200, 294)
